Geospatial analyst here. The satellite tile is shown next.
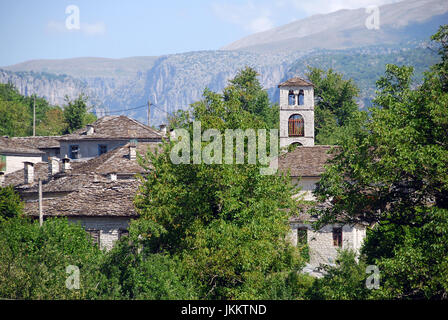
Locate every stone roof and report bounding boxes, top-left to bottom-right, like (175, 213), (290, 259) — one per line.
(72, 142), (159, 175)
(25, 180), (139, 217)
(58, 115), (162, 141)
(278, 146), (336, 177)
(0, 137), (45, 154)
(10, 136), (61, 149)
(5, 142), (161, 218)
(278, 77), (314, 88)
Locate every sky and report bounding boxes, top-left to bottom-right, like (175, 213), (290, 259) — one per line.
(0, 0), (400, 67)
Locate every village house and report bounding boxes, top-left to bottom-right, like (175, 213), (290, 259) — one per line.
(2, 142), (158, 250)
(57, 115), (162, 161)
(0, 136), (44, 174)
(9, 136), (61, 162)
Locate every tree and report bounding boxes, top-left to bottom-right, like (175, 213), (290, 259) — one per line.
(306, 67), (361, 145)
(305, 250), (370, 300)
(96, 237), (198, 300)
(63, 94), (97, 133)
(36, 107), (67, 136)
(0, 83), (68, 136)
(312, 25), (448, 299)
(223, 66), (279, 129)
(0, 217), (103, 299)
(0, 186), (24, 223)
(134, 67), (305, 299)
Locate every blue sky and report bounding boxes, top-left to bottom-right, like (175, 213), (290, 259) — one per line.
(0, 0), (398, 66)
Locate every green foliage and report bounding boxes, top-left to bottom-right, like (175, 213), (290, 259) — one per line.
(306, 67), (362, 145)
(63, 94), (97, 133)
(312, 25), (448, 299)
(135, 67), (305, 299)
(0, 83), (68, 136)
(0, 217), (103, 299)
(364, 207), (448, 299)
(305, 250), (370, 300)
(0, 186), (24, 223)
(224, 66), (279, 129)
(97, 236), (198, 300)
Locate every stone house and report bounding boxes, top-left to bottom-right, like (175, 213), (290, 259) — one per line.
(57, 115), (162, 161)
(2, 142), (158, 250)
(0, 136), (44, 174)
(10, 136), (61, 162)
(277, 77), (367, 271)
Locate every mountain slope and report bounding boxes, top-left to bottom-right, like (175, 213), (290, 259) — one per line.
(0, 0), (446, 125)
(222, 0), (448, 53)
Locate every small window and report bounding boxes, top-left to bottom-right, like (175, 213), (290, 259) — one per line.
(119, 229), (129, 239)
(297, 227), (307, 246)
(333, 227), (343, 247)
(298, 90), (304, 105)
(86, 229), (100, 246)
(98, 144), (108, 156)
(288, 90), (295, 105)
(69, 145), (79, 159)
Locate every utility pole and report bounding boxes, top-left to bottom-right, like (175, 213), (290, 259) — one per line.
(33, 95), (36, 137)
(38, 178), (43, 227)
(147, 99), (151, 127)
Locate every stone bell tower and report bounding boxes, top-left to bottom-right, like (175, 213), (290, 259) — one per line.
(278, 77), (315, 149)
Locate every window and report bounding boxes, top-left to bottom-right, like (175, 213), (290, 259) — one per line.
(0, 155), (6, 172)
(288, 114), (304, 137)
(119, 229), (129, 239)
(298, 90), (304, 105)
(333, 227), (343, 247)
(86, 229), (100, 246)
(297, 227), (307, 246)
(288, 90), (295, 105)
(69, 145), (79, 159)
(98, 144), (108, 156)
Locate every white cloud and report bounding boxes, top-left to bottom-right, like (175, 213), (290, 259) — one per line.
(288, 0), (400, 15)
(211, 0), (400, 33)
(211, 1), (274, 33)
(46, 20), (106, 36)
(81, 22), (106, 36)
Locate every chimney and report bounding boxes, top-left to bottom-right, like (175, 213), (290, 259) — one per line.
(159, 124), (167, 136)
(86, 124), (94, 135)
(0, 172), (5, 187)
(48, 157), (59, 178)
(61, 155), (71, 173)
(24, 162), (34, 184)
(129, 141), (137, 160)
(109, 172), (117, 181)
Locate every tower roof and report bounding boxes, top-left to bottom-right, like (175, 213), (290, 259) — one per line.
(278, 77), (314, 88)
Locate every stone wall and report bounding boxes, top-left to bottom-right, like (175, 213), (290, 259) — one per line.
(3, 153), (42, 174)
(68, 216), (131, 250)
(289, 222), (366, 267)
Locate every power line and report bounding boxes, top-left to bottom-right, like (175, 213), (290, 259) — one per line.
(104, 104), (147, 114)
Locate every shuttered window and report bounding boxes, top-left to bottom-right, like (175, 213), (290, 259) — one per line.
(119, 229), (129, 239)
(333, 227), (343, 247)
(297, 227), (307, 246)
(288, 114), (304, 137)
(86, 229), (100, 246)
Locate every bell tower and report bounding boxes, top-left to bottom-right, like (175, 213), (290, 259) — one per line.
(278, 77), (315, 149)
